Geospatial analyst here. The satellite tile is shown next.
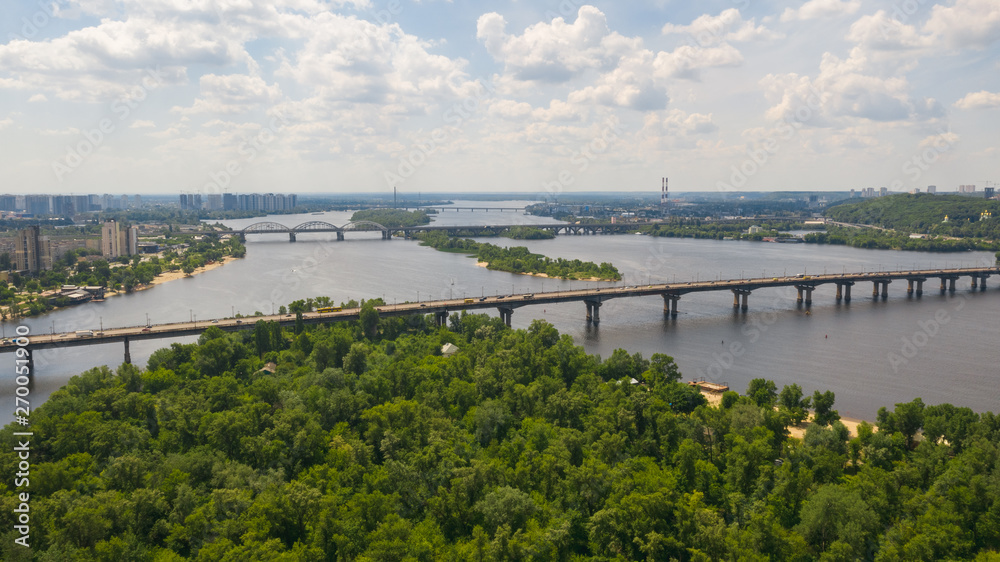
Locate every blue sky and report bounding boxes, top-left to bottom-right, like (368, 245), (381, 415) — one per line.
(1, 0), (998, 196)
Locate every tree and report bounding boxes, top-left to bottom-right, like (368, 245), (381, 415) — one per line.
(747, 378), (778, 409)
(343, 342), (367, 375)
(643, 353), (681, 385)
(779, 384), (811, 425)
(812, 390), (839, 426)
(359, 300), (379, 340)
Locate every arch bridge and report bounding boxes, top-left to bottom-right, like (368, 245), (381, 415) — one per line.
(239, 220), (390, 242)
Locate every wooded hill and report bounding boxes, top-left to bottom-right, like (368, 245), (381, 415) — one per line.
(825, 194), (1000, 238)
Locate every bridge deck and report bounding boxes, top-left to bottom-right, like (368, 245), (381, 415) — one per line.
(3, 266), (996, 353)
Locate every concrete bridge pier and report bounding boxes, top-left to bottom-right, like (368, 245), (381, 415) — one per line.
(835, 281), (854, 302)
(585, 300), (602, 325)
(124, 337), (131, 364)
(732, 289), (751, 311)
(980, 274), (990, 291)
(288, 232), (296, 242)
(906, 278), (925, 297)
(497, 307), (513, 327)
(662, 294), (680, 316)
(972, 274), (979, 290)
(882, 280), (890, 298)
(795, 285), (814, 305)
(940, 276), (958, 293)
(434, 311), (449, 327)
(336, 232), (345, 241)
(382, 231), (390, 240)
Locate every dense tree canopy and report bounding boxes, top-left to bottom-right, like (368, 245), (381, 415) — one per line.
(2, 312), (1000, 560)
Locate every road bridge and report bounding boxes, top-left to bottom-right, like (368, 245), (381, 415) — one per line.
(234, 221), (638, 242)
(3, 266), (997, 366)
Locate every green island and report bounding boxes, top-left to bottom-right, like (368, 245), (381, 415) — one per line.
(349, 209), (432, 228)
(3, 311), (1000, 560)
(640, 219), (815, 241)
(416, 231), (621, 281)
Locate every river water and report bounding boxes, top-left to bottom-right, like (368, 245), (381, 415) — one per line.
(5, 201), (999, 420)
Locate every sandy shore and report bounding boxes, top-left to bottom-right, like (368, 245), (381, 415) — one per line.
(106, 256), (239, 297)
(475, 261), (609, 283)
(695, 388), (873, 439)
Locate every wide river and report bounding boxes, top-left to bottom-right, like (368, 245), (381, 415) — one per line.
(5, 201), (999, 420)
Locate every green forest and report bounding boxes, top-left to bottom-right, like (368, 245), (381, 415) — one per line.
(416, 232), (621, 281)
(825, 194), (1000, 238)
(641, 220), (813, 241)
(803, 226), (1000, 252)
(3, 312), (1000, 560)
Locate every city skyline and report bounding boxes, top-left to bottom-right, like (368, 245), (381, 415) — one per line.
(1, 0), (998, 195)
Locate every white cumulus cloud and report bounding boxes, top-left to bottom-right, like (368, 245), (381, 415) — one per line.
(781, 0), (861, 22)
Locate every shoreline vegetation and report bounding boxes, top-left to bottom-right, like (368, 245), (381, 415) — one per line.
(1, 234), (245, 320)
(416, 231), (622, 281)
(3, 310), (996, 559)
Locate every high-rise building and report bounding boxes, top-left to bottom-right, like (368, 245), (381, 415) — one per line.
(959, 184), (976, 193)
(121, 225), (138, 256)
(849, 189), (856, 198)
(0, 195), (15, 211)
(120, 195), (129, 209)
(15, 226), (48, 273)
(101, 220), (121, 258)
(660, 177), (668, 206)
(134, 194), (142, 208)
(51, 195), (73, 216)
(927, 185), (936, 194)
(223, 193), (237, 210)
(23, 195), (50, 215)
(72, 195), (91, 213)
(879, 187), (888, 197)
(207, 194), (223, 210)
(102, 220), (139, 258)
(985, 187), (996, 199)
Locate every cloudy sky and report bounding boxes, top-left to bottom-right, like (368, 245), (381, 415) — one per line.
(2, 0), (998, 196)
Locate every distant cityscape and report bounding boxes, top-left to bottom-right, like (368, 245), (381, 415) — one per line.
(851, 184), (995, 198)
(0, 192), (299, 217)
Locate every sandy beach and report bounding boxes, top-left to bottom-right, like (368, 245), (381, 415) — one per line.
(475, 261), (609, 283)
(100, 256), (240, 298)
(695, 388), (873, 439)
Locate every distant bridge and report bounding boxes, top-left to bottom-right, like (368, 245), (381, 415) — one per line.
(235, 221), (636, 242)
(4, 266), (997, 366)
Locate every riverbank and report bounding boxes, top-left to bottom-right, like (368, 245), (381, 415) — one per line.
(697, 388), (872, 438)
(1, 256), (241, 318)
(126, 256), (239, 293)
(474, 261), (607, 282)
